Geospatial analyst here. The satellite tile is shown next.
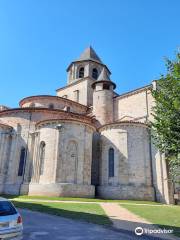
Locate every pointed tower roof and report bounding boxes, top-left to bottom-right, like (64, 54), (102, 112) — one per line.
(77, 46), (102, 63)
(92, 67), (116, 89)
(97, 67), (110, 81)
(66, 46), (111, 74)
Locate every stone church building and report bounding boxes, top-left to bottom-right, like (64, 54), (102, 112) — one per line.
(0, 47), (176, 203)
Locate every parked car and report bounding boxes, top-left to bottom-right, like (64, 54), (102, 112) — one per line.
(0, 197), (23, 239)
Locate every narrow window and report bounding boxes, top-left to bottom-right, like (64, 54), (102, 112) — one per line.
(108, 148), (114, 177)
(103, 84), (110, 90)
(92, 68), (98, 80)
(78, 67), (84, 78)
(74, 90), (79, 102)
(62, 95), (67, 99)
(49, 103), (54, 109)
(18, 147), (26, 176)
(39, 141), (46, 175)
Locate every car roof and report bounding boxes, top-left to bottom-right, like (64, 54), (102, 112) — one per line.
(0, 197), (10, 202)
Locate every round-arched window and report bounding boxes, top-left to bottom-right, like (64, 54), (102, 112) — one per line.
(92, 68), (98, 80)
(78, 67), (84, 78)
(49, 103), (54, 109)
(39, 141), (46, 175)
(108, 147), (114, 177)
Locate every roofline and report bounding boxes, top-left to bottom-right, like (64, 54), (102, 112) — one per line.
(91, 80), (116, 89)
(19, 95), (89, 110)
(114, 84), (152, 100)
(36, 118), (97, 131)
(98, 121), (149, 131)
(56, 77), (92, 92)
(66, 59), (111, 74)
(0, 107), (92, 119)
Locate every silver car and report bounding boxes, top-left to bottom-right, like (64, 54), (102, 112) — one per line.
(0, 197), (23, 239)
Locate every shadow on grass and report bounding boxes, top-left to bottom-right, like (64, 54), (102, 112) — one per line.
(12, 200), (180, 239)
(12, 200), (111, 226)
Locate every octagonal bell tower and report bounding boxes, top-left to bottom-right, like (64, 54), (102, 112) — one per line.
(66, 46), (110, 85)
(57, 46), (112, 106)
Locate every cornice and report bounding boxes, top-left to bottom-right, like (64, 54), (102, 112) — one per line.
(114, 84), (152, 100)
(36, 118), (97, 131)
(19, 95), (89, 110)
(98, 121), (149, 132)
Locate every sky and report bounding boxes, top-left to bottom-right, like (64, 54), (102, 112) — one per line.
(0, 0), (180, 107)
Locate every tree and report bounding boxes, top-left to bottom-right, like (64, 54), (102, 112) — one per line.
(151, 53), (180, 180)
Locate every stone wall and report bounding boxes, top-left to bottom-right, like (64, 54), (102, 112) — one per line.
(20, 96), (88, 114)
(114, 87), (154, 123)
(28, 120), (95, 197)
(0, 109), (96, 196)
(57, 78), (94, 106)
(98, 123), (155, 200)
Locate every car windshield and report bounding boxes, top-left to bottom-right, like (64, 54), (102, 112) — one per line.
(0, 201), (17, 216)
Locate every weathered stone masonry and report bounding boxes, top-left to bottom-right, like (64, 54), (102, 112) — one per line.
(0, 46), (177, 203)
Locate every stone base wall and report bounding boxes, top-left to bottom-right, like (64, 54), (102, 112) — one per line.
(97, 185), (155, 201)
(2, 184), (21, 195)
(27, 183), (95, 198)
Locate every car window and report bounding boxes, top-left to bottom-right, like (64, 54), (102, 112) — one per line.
(0, 201), (17, 216)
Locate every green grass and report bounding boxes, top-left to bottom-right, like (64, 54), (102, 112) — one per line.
(12, 200), (111, 226)
(120, 203), (180, 237)
(2, 194), (162, 205)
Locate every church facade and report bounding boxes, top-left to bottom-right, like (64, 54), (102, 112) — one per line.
(0, 47), (176, 203)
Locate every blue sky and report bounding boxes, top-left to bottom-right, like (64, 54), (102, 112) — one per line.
(0, 0), (180, 107)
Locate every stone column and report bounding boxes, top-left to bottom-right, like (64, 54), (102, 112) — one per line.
(0, 133), (6, 184)
(23, 133), (35, 183)
(31, 132), (40, 183)
(0, 133), (6, 174)
(5, 133), (17, 184)
(53, 129), (60, 183)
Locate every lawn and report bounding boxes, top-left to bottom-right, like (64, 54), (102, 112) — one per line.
(12, 200), (111, 226)
(4, 194), (162, 205)
(120, 203), (180, 237)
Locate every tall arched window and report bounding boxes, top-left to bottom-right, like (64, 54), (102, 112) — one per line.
(39, 141), (46, 175)
(92, 68), (98, 79)
(18, 147), (26, 176)
(78, 67), (84, 78)
(108, 148), (114, 177)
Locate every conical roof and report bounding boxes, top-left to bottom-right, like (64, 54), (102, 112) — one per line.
(77, 46), (102, 63)
(98, 68), (110, 81)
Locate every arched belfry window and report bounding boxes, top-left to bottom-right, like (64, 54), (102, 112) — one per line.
(39, 141), (46, 175)
(49, 103), (54, 109)
(78, 67), (84, 78)
(18, 147), (26, 176)
(108, 148), (114, 177)
(92, 68), (98, 80)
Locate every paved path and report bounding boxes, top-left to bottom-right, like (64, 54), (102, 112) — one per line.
(100, 203), (178, 240)
(19, 208), (155, 240)
(15, 199), (179, 240)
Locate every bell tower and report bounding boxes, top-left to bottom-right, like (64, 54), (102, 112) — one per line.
(57, 46), (111, 106)
(66, 46), (110, 85)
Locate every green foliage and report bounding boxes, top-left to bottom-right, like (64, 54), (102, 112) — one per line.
(151, 53), (180, 179)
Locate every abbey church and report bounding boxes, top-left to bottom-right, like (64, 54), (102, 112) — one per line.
(0, 47), (177, 203)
